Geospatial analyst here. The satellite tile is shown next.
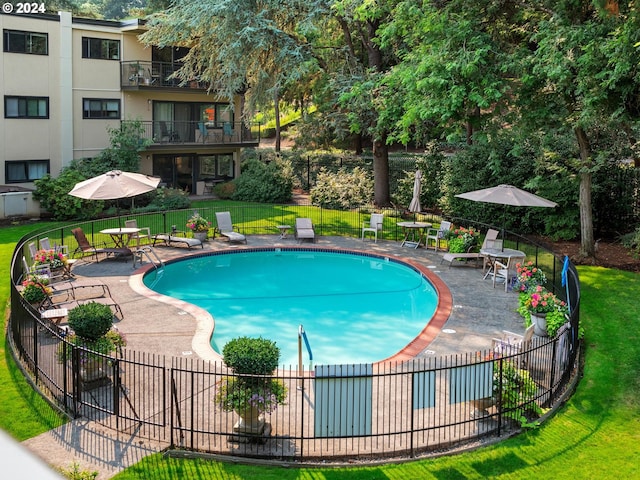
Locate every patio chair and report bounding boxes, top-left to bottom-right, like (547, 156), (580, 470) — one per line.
(492, 253), (526, 292)
(71, 227), (125, 262)
(492, 325), (535, 368)
(480, 229), (501, 273)
(125, 219), (151, 247)
(426, 221), (452, 251)
(213, 211), (247, 243)
(361, 213), (384, 243)
(295, 218), (316, 243)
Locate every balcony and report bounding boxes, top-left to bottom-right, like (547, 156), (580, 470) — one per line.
(121, 61), (207, 90)
(125, 120), (261, 147)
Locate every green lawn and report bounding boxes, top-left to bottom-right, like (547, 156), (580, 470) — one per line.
(2, 222), (639, 478)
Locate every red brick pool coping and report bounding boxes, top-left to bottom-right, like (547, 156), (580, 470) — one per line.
(129, 246), (452, 365)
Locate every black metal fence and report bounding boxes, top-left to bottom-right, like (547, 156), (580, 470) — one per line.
(9, 206), (581, 462)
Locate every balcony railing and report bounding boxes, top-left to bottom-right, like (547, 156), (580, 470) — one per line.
(123, 120), (261, 146)
(121, 60), (207, 89)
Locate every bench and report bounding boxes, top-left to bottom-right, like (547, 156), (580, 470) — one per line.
(441, 252), (482, 268)
(152, 234), (203, 249)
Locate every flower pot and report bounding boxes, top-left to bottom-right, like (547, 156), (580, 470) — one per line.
(234, 406), (266, 435)
(80, 357), (111, 390)
(470, 396), (495, 419)
(193, 231), (208, 242)
(531, 313), (548, 337)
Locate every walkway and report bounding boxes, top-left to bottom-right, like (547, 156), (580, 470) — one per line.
(22, 234), (524, 479)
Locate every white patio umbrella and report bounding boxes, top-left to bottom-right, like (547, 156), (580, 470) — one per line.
(68, 170), (160, 200)
(408, 170), (422, 220)
(455, 184), (557, 249)
(69, 170), (161, 226)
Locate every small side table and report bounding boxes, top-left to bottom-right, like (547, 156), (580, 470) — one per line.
(276, 225), (292, 239)
(41, 308), (68, 326)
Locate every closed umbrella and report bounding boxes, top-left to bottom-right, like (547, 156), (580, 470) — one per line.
(408, 170), (422, 220)
(455, 184), (557, 249)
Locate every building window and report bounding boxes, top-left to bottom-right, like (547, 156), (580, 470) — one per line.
(3, 30), (48, 55)
(5, 160), (49, 183)
(83, 98), (120, 119)
(4, 96), (49, 118)
(82, 37), (120, 60)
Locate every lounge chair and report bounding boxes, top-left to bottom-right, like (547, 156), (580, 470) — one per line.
(440, 228), (501, 269)
(295, 218), (316, 243)
(426, 221), (452, 251)
(152, 233), (204, 249)
(361, 213), (384, 243)
(213, 211), (247, 243)
(71, 227), (128, 262)
(492, 325), (535, 367)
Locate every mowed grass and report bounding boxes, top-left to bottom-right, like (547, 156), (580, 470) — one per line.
(1, 221), (639, 478)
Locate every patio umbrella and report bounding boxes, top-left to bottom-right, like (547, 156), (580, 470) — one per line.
(408, 170), (422, 220)
(68, 170), (160, 200)
(69, 170), (161, 225)
(455, 184), (557, 249)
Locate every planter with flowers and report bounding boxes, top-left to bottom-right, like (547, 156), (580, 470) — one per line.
(512, 261), (547, 292)
(20, 278), (52, 306)
(186, 211), (211, 242)
(58, 302), (126, 388)
(443, 226), (481, 253)
(517, 285), (569, 337)
(215, 336), (288, 440)
(33, 249), (67, 279)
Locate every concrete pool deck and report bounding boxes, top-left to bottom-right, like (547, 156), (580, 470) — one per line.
(22, 234), (525, 478)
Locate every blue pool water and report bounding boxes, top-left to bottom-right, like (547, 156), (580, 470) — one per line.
(144, 250), (438, 366)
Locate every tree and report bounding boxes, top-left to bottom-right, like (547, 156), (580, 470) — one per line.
(518, 1), (640, 257)
(141, 0), (325, 153)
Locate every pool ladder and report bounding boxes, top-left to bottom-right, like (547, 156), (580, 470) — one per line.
(133, 246), (165, 271)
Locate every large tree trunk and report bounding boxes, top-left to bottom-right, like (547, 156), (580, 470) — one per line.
(575, 126), (595, 258)
(274, 87), (281, 153)
(373, 136), (390, 206)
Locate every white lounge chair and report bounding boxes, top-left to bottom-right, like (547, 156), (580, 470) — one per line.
(295, 218), (316, 243)
(492, 325), (535, 367)
(362, 213), (384, 243)
(214, 211), (247, 244)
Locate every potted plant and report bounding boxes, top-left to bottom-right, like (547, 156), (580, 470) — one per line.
(60, 302), (126, 385)
(20, 279), (52, 306)
(517, 285), (568, 337)
(513, 261), (547, 292)
(186, 211), (211, 242)
(33, 249), (67, 276)
(493, 359), (542, 425)
(443, 226), (481, 253)
(214, 336), (288, 438)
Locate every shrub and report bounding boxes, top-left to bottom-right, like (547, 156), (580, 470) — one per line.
(214, 181), (235, 199)
(134, 187), (191, 212)
(222, 336), (280, 375)
(310, 166), (373, 209)
(232, 157), (293, 203)
(68, 302), (114, 341)
(34, 169), (103, 220)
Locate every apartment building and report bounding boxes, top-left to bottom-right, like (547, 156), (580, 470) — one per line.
(1, 11), (259, 203)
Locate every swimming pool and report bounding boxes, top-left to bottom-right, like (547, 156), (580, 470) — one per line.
(143, 249), (439, 366)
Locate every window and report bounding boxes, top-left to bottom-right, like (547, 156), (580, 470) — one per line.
(3, 30), (48, 55)
(82, 37), (120, 60)
(4, 96), (49, 118)
(5, 160), (49, 183)
(83, 98), (120, 119)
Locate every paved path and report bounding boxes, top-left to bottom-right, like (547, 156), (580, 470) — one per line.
(22, 234), (524, 479)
